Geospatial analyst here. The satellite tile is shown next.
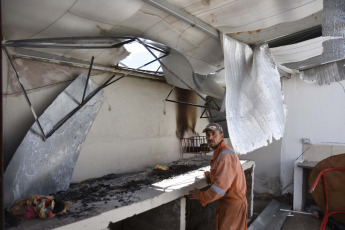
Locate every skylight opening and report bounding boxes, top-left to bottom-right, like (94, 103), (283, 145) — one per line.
(119, 41), (164, 73)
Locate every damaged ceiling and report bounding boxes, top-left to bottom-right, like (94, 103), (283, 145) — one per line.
(4, 0), (342, 75)
(2, 0), (345, 154)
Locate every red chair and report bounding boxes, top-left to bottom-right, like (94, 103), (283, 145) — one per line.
(310, 168), (345, 230)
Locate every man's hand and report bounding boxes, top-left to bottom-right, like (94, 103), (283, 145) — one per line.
(188, 189), (200, 200)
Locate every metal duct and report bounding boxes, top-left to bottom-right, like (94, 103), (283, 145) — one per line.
(160, 49), (196, 90)
(194, 73), (225, 100)
(223, 35), (286, 154)
(160, 48), (225, 100)
(4, 74), (104, 208)
(300, 59), (345, 85)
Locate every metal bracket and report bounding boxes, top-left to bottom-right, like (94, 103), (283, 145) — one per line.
(3, 46), (47, 140)
(137, 37), (221, 112)
(2, 36), (176, 140)
(3, 48), (125, 140)
(200, 108), (226, 122)
(165, 86), (220, 111)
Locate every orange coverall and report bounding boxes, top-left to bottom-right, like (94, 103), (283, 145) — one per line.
(200, 140), (248, 230)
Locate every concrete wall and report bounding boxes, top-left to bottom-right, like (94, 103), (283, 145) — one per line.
(280, 76), (345, 194)
(3, 57), (83, 168)
(3, 58), (210, 183)
(71, 73), (208, 182)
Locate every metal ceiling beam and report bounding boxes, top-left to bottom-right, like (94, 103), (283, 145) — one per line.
(3, 36), (136, 49)
(9, 47), (165, 80)
(267, 25), (322, 48)
(143, 0), (219, 39)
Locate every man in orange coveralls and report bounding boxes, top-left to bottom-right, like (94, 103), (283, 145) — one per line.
(189, 123), (247, 230)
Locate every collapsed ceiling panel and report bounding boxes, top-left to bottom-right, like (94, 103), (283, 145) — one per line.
(2, 0), (344, 157)
(2, 0), (223, 75)
(270, 36), (339, 67)
(223, 35), (286, 154)
(160, 48), (225, 102)
(194, 73), (225, 100)
(160, 49), (196, 90)
(281, 0), (345, 85)
(4, 74), (104, 208)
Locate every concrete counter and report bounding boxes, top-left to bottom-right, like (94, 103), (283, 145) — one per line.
(6, 156), (255, 230)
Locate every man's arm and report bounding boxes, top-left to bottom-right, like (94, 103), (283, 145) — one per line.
(199, 155), (235, 206)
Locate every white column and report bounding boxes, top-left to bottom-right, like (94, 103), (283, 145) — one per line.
(293, 159), (305, 211)
(180, 197), (186, 230)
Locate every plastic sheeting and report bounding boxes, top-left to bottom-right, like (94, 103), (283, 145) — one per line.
(4, 74), (104, 208)
(300, 59), (345, 85)
(223, 35), (286, 154)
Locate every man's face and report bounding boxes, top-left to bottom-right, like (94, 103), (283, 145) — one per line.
(205, 130), (224, 149)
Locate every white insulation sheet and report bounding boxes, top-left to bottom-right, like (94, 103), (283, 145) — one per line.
(223, 35), (286, 154)
(322, 0), (345, 36)
(321, 0), (345, 66)
(321, 38), (345, 64)
(300, 60), (345, 85)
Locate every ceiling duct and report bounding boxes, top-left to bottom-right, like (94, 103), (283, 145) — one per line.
(267, 25), (322, 48)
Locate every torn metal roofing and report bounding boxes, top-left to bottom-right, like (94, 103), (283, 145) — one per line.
(2, 0), (328, 75)
(4, 74), (104, 208)
(2, 0), (344, 155)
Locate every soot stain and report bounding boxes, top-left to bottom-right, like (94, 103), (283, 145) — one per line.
(175, 88), (197, 138)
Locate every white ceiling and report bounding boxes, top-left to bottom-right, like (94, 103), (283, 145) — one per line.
(166, 0), (322, 33)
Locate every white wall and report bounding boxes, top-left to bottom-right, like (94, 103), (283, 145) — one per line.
(239, 139), (282, 195)
(71, 74), (181, 181)
(3, 58), (210, 183)
(281, 76), (345, 193)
